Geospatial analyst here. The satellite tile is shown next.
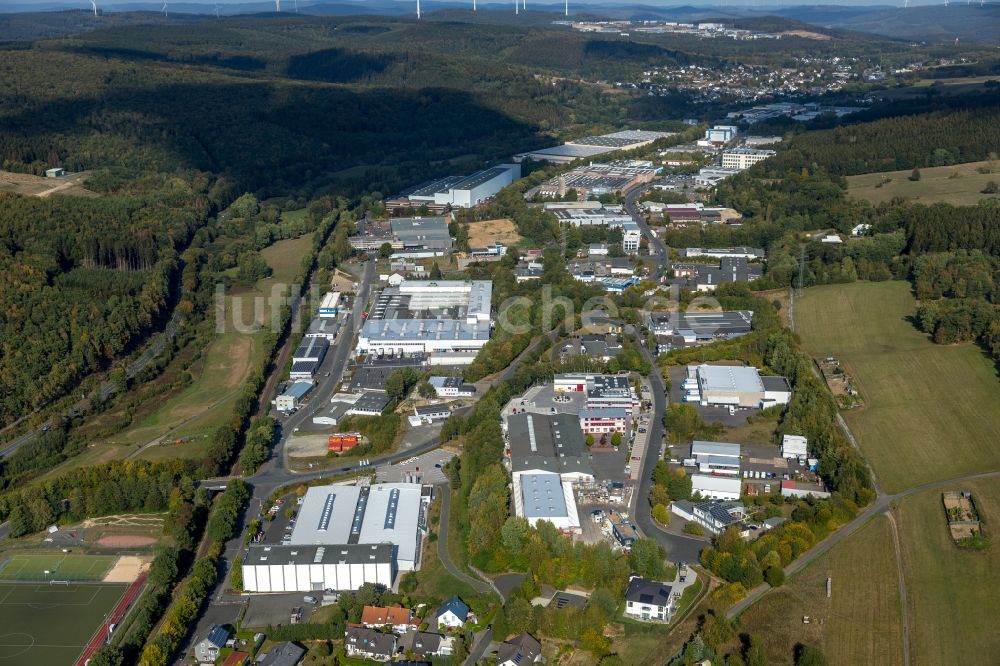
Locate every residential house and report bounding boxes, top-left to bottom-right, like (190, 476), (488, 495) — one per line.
(361, 605), (416, 633)
(623, 576), (674, 622)
(345, 627), (397, 662)
(436, 595), (470, 629)
(257, 641), (306, 666)
(194, 624), (229, 664)
(398, 631), (455, 658)
(496, 633), (542, 666)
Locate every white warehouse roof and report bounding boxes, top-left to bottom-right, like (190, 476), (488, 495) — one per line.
(696, 364), (764, 393)
(691, 441), (741, 458)
(691, 474), (742, 496)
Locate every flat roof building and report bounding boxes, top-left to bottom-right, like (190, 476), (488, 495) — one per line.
(514, 472), (580, 532)
(688, 364), (791, 408)
(293, 336), (329, 364)
(691, 474), (742, 501)
(264, 482), (427, 573)
(357, 280), (492, 357)
(506, 412), (594, 483)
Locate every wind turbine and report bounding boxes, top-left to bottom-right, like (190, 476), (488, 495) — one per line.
(90, 0), (97, 16)
(214, 3), (220, 17)
(294, 0), (298, 11)
(564, 0), (568, 16)
(275, 0), (280, 11)
(515, 0), (518, 15)
(162, 1), (168, 17)
(416, 0), (420, 19)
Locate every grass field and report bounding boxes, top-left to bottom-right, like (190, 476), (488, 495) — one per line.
(796, 281), (1000, 493)
(897, 477), (1000, 665)
(0, 554), (116, 582)
(0, 582), (124, 665)
(735, 516), (904, 665)
(846, 160), (1000, 206)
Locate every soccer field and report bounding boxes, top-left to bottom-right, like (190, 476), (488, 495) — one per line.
(796, 281), (1000, 493)
(0, 582), (125, 665)
(0, 554), (116, 582)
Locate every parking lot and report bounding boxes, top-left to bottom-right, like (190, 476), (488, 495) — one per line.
(376, 449), (454, 484)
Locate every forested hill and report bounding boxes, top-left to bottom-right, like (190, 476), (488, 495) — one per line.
(0, 180), (209, 428)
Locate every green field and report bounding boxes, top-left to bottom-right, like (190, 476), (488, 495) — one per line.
(0, 582), (124, 665)
(897, 477), (1000, 665)
(796, 281), (1000, 493)
(735, 517), (904, 665)
(846, 160), (1000, 206)
(0, 554), (116, 582)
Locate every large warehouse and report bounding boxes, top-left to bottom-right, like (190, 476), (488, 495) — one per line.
(241, 483), (428, 593)
(356, 280), (493, 357)
(686, 364), (791, 408)
(514, 472), (581, 532)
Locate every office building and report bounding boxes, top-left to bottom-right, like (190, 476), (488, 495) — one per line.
(721, 147), (776, 170)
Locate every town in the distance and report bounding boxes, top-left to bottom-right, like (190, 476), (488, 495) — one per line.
(0, 3), (997, 666)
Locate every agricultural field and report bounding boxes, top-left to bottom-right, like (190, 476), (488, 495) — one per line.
(846, 159), (1000, 206)
(796, 281), (1000, 493)
(734, 517), (904, 665)
(0, 582), (125, 666)
(465, 218), (523, 248)
(896, 477), (1000, 665)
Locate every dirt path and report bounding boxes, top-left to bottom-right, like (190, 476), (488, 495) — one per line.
(885, 511), (911, 666)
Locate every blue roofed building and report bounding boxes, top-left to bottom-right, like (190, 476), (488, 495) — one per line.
(436, 596), (470, 629)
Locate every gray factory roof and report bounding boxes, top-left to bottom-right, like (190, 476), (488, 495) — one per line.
(697, 364), (764, 393)
(244, 542), (394, 566)
(448, 166), (511, 191)
(570, 130), (674, 148)
(351, 391), (390, 414)
(650, 310), (753, 335)
(390, 217), (452, 245)
(294, 336), (329, 360)
(400, 176), (465, 198)
(524, 144), (612, 159)
(508, 412), (594, 478)
(288, 483), (423, 563)
(578, 408), (629, 420)
(290, 360), (318, 375)
(761, 375), (792, 393)
(361, 318), (491, 342)
(691, 440), (741, 458)
(307, 318), (341, 337)
(519, 473), (569, 520)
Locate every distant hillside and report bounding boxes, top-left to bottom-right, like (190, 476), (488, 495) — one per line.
(775, 4), (1000, 44)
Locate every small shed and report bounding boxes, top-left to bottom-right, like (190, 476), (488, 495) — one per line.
(45, 168), (65, 178)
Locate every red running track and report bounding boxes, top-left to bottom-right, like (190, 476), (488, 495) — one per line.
(75, 572), (148, 666)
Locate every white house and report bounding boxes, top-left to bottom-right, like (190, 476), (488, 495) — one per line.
(623, 576), (674, 622)
(436, 596), (470, 629)
(195, 625), (229, 664)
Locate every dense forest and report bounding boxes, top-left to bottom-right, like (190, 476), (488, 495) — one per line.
(0, 185), (209, 427)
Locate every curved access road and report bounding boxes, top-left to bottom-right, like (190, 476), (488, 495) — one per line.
(436, 484), (491, 595)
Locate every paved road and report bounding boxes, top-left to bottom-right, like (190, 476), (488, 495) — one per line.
(465, 629), (494, 666)
(436, 485), (491, 595)
(624, 186), (670, 278)
(1, 309), (182, 458)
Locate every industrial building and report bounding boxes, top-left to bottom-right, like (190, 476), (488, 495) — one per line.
(349, 217), (453, 256)
(683, 247), (765, 260)
(781, 434), (808, 459)
(720, 147), (776, 170)
(537, 161), (659, 199)
(318, 292), (341, 318)
(554, 373), (638, 412)
(699, 125), (738, 146)
(276, 381), (313, 412)
(691, 474), (742, 501)
(689, 441), (741, 476)
(650, 310), (753, 353)
(356, 280), (493, 358)
(668, 257), (763, 292)
(544, 202), (633, 227)
(289, 336), (329, 379)
(306, 317), (341, 341)
(684, 364), (791, 408)
(514, 472), (580, 532)
(515, 130), (675, 164)
(505, 412), (594, 483)
(390, 165), (520, 210)
(241, 483), (428, 593)
(578, 408), (629, 434)
(427, 376), (476, 397)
